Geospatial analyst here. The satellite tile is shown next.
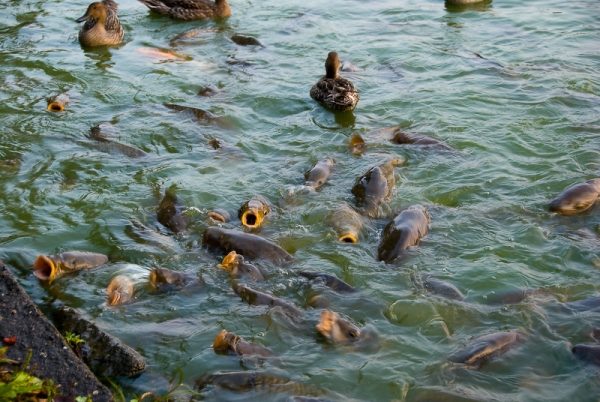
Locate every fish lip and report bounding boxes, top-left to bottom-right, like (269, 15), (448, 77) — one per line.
(33, 255), (57, 282)
(76, 15), (87, 23)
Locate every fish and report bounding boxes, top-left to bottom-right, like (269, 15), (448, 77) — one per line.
(238, 195), (271, 230)
(232, 282), (303, 317)
(231, 34), (263, 47)
(88, 124), (147, 158)
(422, 277), (464, 301)
(106, 275), (134, 306)
(572, 344), (600, 366)
(349, 133), (366, 155)
(298, 272), (355, 293)
(47, 93), (69, 112)
(329, 203), (363, 244)
(315, 310), (361, 344)
(33, 251), (108, 283)
(304, 158), (335, 190)
(449, 331), (524, 367)
(203, 227), (292, 264)
(195, 371), (322, 396)
(207, 208), (231, 223)
(548, 179), (600, 215)
(136, 47), (191, 61)
(149, 267), (198, 292)
(377, 205), (430, 263)
(351, 158), (405, 218)
(157, 185), (191, 233)
(164, 103), (230, 128)
(219, 251), (265, 281)
(212, 329), (272, 358)
(124, 219), (181, 252)
(390, 129), (452, 150)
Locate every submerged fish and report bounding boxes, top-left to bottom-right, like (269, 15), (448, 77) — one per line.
(231, 34), (263, 47)
(449, 331), (524, 367)
(157, 185), (191, 233)
(298, 271), (355, 293)
(232, 282), (303, 317)
(149, 267), (198, 292)
(329, 203), (363, 244)
(88, 124), (147, 158)
(195, 371), (322, 396)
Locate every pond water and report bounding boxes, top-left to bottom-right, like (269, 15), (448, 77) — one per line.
(1, 0), (599, 400)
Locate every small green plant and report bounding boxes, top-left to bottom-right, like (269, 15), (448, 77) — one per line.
(64, 332), (85, 347)
(0, 347), (59, 401)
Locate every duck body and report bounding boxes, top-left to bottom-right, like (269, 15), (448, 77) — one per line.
(77, 1), (124, 47)
(138, 0), (231, 20)
(310, 52), (359, 112)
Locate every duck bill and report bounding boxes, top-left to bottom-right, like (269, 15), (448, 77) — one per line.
(33, 255), (60, 282)
(338, 231), (359, 244)
(218, 251), (238, 272)
(76, 15), (88, 23)
(240, 208), (264, 229)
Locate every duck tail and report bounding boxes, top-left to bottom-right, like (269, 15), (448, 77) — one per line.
(138, 0), (169, 14)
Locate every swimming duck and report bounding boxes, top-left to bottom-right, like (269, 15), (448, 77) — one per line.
(310, 51), (359, 112)
(76, 0), (124, 47)
(138, 0), (231, 20)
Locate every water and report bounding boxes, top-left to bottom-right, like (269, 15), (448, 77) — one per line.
(1, 0), (599, 400)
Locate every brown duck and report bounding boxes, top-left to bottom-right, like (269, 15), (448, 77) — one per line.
(310, 52), (359, 112)
(76, 0), (124, 47)
(138, 0), (231, 20)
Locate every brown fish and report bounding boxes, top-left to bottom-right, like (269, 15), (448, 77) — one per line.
(213, 329), (272, 357)
(47, 94), (69, 112)
(351, 158), (405, 217)
(232, 282), (303, 317)
(316, 310), (361, 344)
(157, 185), (191, 233)
(572, 344), (600, 366)
(390, 129), (452, 150)
(219, 251), (265, 281)
(107, 275), (134, 306)
(164, 103), (230, 128)
(304, 158), (335, 190)
(88, 124), (147, 158)
(239, 195), (271, 230)
(329, 204), (363, 243)
(548, 179), (600, 215)
(231, 34), (263, 47)
(349, 133), (366, 155)
(149, 267), (196, 292)
(207, 208), (231, 223)
(203, 227), (292, 264)
(422, 277), (464, 301)
(298, 272), (355, 293)
(33, 251), (108, 283)
(449, 331), (523, 367)
(195, 371), (321, 396)
(377, 205), (430, 263)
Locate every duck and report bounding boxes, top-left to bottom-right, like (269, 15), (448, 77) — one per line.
(138, 0), (231, 20)
(76, 0), (124, 47)
(310, 51), (359, 112)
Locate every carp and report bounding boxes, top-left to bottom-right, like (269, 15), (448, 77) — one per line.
(106, 275), (134, 306)
(219, 251), (265, 281)
(239, 195), (271, 230)
(304, 159), (335, 190)
(377, 205), (430, 263)
(351, 158), (404, 217)
(329, 203), (363, 243)
(203, 227), (292, 264)
(549, 179), (600, 215)
(33, 251), (108, 283)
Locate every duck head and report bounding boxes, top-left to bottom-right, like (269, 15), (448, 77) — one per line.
(325, 51), (341, 79)
(76, 2), (109, 25)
